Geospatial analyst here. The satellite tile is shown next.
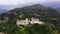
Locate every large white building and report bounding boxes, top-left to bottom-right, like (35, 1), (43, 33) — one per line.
(16, 18), (44, 26)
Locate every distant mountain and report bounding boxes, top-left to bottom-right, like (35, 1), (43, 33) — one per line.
(42, 2), (60, 12)
(6, 4), (59, 21)
(0, 4), (60, 25)
(55, 8), (60, 12)
(0, 3), (60, 13)
(0, 9), (7, 13)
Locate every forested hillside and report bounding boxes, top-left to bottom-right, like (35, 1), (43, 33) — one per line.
(0, 4), (60, 34)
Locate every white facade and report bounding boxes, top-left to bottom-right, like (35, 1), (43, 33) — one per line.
(16, 18), (30, 26)
(30, 18), (44, 24)
(0, 32), (5, 34)
(16, 18), (44, 26)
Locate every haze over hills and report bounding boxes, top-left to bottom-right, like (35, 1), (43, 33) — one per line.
(42, 2), (60, 12)
(55, 8), (60, 11)
(0, 9), (7, 13)
(0, 2), (60, 13)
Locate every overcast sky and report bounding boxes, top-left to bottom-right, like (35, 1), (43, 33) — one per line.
(0, 0), (60, 10)
(0, 0), (60, 5)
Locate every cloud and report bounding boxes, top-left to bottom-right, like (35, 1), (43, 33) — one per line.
(46, 0), (60, 2)
(0, 0), (60, 10)
(0, 0), (46, 5)
(0, 0), (60, 5)
(0, 0), (20, 5)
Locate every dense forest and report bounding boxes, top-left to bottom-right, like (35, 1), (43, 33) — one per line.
(0, 4), (60, 34)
